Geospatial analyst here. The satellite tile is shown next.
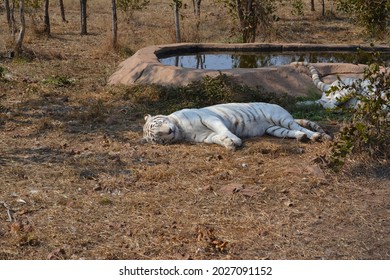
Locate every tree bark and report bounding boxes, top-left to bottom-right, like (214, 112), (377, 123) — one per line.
(236, 0), (244, 29)
(192, 0), (201, 18)
(58, 0), (66, 22)
(247, 0), (256, 43)
(4, 0), (12, 31)
(10, 0), (16, 37)
(173, 0), (181, 43)
(43, 0), (51, 36)
(80, 0), (87, 35)
(15, 0), (25, 56)
(192, 0), (201, 41)
(111, 0), (118, 48)
(236, 0), (257, 43)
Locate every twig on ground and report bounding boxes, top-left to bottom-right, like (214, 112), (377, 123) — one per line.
(1, 201), (14, 222)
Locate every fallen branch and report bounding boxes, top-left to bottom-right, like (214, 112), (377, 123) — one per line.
(1, 201), (14, 222)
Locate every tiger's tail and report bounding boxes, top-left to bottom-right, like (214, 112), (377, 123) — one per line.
(295, 119), (332, 140)
(291, 61), (330, 92)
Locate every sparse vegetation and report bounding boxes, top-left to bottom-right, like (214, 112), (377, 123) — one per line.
(291, 0), (305, 16)
(218, 0), (277, 42)
(117, 0), (150, 23)
(0, 65), (6, 80)
(42, 75), (75, 87)
(336, 0), (389, 37)
(328, 55), (390, 170)
(0, 0), (389, 260)
(118, 74), (319, 117)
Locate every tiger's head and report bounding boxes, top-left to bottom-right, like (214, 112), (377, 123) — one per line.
(142, 114), (179, 144)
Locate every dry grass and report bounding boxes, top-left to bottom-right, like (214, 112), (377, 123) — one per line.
(0, 0), (389, 260)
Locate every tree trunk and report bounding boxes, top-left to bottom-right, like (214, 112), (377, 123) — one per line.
(236, 0), (244, 29)
(58, 0), (66, 22)
(111, 0), (118, 48)
(247, 0), (256, 43)
(10, 0), (16, 37)
(236, 0), (257, 43)
(311, 0), (315, 11)
(15, 0), (25, 56)
(192, 0), (201, 18)
(321, 0), (325, 16)
(80, 0), (87, 35)
(192, 0), (201, 41)
(173, 1), (181, 43)
(43, 0), (51, 36)
(4, 0), (12, 31)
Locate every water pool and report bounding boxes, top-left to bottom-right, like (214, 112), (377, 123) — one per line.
(159, 52), (390, 70)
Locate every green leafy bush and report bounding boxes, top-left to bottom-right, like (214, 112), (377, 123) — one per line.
(328, 56), (390, 171)
(42, 75), (75, 87)
(336, 0), (389, 37)
(121, 74), (298, 115)
(117, 0), (150, 22)
(291, 0), (305, 17)
(0, 65), (6, 81)
(218, 0), (276, 42)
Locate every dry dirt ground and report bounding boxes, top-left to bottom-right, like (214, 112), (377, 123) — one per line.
(0, 1), (389, 260)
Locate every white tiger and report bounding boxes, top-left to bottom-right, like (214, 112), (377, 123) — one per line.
(142, 102), (331, 150)
(292, 61), (384, 109)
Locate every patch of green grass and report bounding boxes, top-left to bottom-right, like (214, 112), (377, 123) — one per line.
(295, 89), (321, 102)
(0, 65), (6, 79)
(291, 103), (350, 122)
(120, 46), (135, 57)
(42, 75), (75, 87)
(290, 89), (351, 122)
(99, 197), (114, 206)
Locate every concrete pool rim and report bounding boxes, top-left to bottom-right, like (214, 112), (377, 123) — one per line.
(108, 43), (390, 96)
(153, 43), (390, 58)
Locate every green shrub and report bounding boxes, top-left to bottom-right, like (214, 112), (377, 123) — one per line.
(42, 75), (75, 87)
(123, 74), (303, 116)
(336, 0), (389, 37)
(291, 0), (305, 17)
(328, 55), (390, 171)
(0, 65), (7, 81)
(117, 0), (150, 23)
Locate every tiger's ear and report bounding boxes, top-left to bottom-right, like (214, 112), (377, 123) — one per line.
(144, 114), (152, 121)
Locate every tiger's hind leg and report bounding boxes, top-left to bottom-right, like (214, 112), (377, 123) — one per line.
(265, 125), (310, 142)
(286, 121), (323, 141)
(294, 119), (332, 141)
(276, 117), (330, 142)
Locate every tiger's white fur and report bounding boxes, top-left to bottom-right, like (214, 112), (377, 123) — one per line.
(292, 61), (381, 109)
(142, 102), (331, 150)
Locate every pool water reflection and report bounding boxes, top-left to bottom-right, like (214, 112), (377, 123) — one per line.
(159, 52), (390, 70)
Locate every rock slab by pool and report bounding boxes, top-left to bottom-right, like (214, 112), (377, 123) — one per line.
(108, 43), (389, 97)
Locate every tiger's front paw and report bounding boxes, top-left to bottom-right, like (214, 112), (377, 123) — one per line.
(222, 136), (242, 151)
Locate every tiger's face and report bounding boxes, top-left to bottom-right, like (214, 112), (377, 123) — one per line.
(142, 115), (179, 144)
